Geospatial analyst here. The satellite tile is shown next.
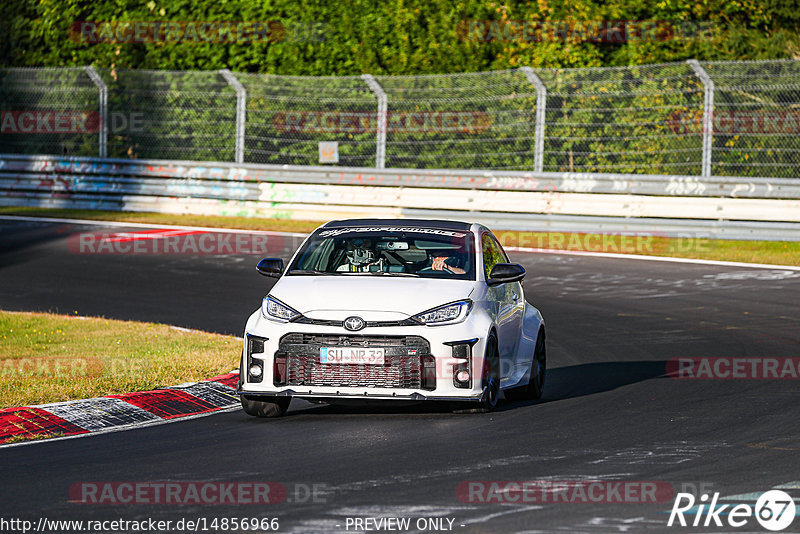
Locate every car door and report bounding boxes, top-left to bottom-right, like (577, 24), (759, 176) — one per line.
(481, 232), (523, 380)
(493, 235), (526, 373)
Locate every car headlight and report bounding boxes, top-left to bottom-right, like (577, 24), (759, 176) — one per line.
(261, 295), (301, 322)
(412, 300), (472, 326)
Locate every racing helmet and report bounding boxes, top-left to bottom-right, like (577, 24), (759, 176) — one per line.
(345, 238), (375, 265)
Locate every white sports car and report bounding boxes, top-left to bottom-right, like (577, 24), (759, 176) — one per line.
(237, 219), (546, 417)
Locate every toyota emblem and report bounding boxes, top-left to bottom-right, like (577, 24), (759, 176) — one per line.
(343, 316), (365, 331)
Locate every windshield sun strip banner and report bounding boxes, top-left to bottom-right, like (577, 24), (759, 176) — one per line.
(318, 227), (468, 238)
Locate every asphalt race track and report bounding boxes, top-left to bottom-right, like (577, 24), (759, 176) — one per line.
(1, 217), (799, 533)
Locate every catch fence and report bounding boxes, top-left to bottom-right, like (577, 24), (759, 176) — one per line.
(3, 60), (800, 178)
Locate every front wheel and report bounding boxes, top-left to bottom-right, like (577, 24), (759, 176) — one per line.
(527, 329), (546, 399)
(477, 335), (500, 412)
(506, 329), (546, 401)
(240, 395), (291, 418)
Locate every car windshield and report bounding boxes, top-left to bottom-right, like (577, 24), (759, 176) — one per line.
(287, 226), (475, 280)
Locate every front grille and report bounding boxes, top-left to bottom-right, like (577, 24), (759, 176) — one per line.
(278, 334), (433, 390)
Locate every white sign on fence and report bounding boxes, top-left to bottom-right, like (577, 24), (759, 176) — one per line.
(319, 141), (339, 163)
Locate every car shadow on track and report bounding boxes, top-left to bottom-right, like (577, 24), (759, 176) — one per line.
(268, 360), (669, 417)
(0, 219), (76, 268)
(282, 399), (467, 417)
(500, 360), (669, 411)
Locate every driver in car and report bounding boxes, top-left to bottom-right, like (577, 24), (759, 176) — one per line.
(336, 239), (383, 272)
(430, 250), (466, 275)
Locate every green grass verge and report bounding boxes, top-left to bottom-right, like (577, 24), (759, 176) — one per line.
(0, 310), (240, 409)
(1, 207), (799, 266)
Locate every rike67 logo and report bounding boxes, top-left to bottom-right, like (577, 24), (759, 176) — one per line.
(668, 490), (796, 531)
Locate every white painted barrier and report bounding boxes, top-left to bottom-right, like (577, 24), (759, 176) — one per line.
(2, 154), (799, 241)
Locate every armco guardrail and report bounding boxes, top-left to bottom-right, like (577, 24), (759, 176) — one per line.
(1, 154), (799, 241)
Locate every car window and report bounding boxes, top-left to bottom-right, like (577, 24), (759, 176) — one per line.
(482, 233), (508, 279)
(287, 227), (476, 280)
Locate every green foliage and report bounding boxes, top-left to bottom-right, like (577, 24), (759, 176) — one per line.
(1, 0), (798, 73)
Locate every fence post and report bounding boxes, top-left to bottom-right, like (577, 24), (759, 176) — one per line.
(520, 67), (547, 173)
(361, 74), (387, 169)
(220, 69), (246, 164)
(687, 59), (714, 178)
(84, 66), (107, 158)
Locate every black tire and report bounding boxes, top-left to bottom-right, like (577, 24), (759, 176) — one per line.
(237, 351), (245, 390)
(506, 329), (546, 401)
(240, 395), (291, 418)
(527, 329), (546, 399)
(477, 334), (500, 412)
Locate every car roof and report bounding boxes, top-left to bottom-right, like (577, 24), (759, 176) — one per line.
(322, 218), (473, 231)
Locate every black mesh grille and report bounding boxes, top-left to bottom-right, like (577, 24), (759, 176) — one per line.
(279, 334), (432, 389)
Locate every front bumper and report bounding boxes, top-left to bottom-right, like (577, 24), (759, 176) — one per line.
(237, 310), (490, 402)
(238, 389), (483, 402)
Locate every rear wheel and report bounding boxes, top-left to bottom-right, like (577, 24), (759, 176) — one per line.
(477, 335), (500, 412)
(240, 395), (290, 418)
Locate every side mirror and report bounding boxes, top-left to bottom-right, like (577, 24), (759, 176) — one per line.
(256, 258), (284, 278)
(487, 263), (525, 286)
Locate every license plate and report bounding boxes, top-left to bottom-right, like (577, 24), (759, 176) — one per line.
(320, 347), (385, 365)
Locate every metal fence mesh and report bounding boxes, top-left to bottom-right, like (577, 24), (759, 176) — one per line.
(0, 68), (100, 156)
(375, 70), (537, 169)
(2, 60), (800, 178)
(704, 59), (800, 178)
(537, 62), (704, 175)
(238, 73), (377, 166)
(96, 68), (237, 161)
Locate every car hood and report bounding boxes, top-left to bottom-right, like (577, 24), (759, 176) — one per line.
(270, 276), (475, 320)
